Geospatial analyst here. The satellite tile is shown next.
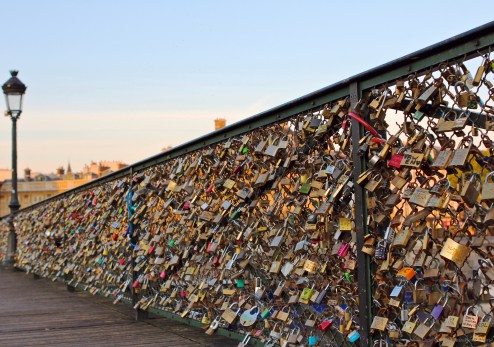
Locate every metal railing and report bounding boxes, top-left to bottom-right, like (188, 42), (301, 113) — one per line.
(2, 21), (494, 347)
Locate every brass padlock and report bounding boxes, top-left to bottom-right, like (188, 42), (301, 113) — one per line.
(455, 81), (470, 108)
(440, 237), (470, 266)
(408, 178), (434, 207)
(370, 309), (389, 331)
(476, 314), (492, 335)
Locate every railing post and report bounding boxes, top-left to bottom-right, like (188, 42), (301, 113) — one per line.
(350, 82), (372, 347)
(128, 168), (148, 321)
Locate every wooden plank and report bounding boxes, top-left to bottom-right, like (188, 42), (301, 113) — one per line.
(0, 269), (237, 347)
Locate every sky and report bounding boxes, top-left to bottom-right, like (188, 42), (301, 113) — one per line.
(0, 1), (492, 174)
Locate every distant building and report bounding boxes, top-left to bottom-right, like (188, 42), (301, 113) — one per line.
(82, 161), (127, 177)
(215, 118), (226, 130)
(0, 161), (127, 217)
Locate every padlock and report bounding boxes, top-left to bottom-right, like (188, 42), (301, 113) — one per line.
(221, 303), (241, 324)
(440, 237), (470, 266)
(413, 317), (435, 339)
(370, 308), (389, 331)
(308, 335), (318, 346)
(300, 284), (315, 303)
(205, 317), (220, 335)
(384, 191), (402, 208)
(254, 277), (265, 299)
(430, 295), (449, 320)
(374, 239), (388, 260)
(408, 177), (434, 207)
(479, 259), (494, 281)
(239, 306), (259, 327)
(287, 327), (301, 344)
(484, 205), (494, 226)
(317, 319), (333, 332)
(482, 171), (494, 201)
(402, 316), (418, 334)
(269, 256), (282, 274)
(347, 330), (360, 342)
(387, 323), (400, 340)
(396, 267), (416, 281)
(303, 259), (318, 273)
(451, 110), (470, 130)
(455, 81), (471, 108)
(423, 258), (441, 279)
(201, 313), (210, 325)
(460, 173), (481, 207)
(364, 174), (383, 193)
(270, 228), (285, 247)
(314, 283), (330, 304)
(461, 305), (480, 329)
(305, 313), (317, 327)
(392, 228), (412, 248)
(448, 135), (474, 168)
(337, 242), (351, 257)
(390, 281), (404, 298)
(269, 322), (282, 340)
(273, 281), (286, 296)
(431, 138), (456, 169)
(261, 306), (272, 319)
(388, 147), (406, 168)
(476, 314), (492, 335)
(237, 334), (251, 347)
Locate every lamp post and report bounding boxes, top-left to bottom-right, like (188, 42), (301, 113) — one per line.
(2, 70), (26, 267)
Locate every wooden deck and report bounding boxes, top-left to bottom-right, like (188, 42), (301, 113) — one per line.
(0, 268), (238, 347)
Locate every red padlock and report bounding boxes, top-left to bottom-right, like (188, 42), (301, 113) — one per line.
(132, 280), (140, 288)
(318, 319), (333, 332)
(160, 271), (166, 279)
(118, 259), (125, 265)
(388, 148), (406, 168)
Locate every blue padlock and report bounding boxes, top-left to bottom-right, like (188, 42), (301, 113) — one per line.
(348, 330), (360, 343)
(308, 335), (318, 346)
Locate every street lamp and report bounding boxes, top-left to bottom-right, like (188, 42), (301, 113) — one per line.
(2, 70), (26, 266)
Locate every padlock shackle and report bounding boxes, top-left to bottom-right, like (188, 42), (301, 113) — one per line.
(465, 305), (480, 316)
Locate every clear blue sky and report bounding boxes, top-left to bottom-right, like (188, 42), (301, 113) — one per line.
(0, 0), (492, 173)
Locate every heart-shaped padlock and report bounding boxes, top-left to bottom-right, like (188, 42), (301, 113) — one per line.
(239, 306), (259, 326)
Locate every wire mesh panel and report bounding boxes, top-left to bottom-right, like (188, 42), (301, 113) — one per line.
(358, 54), (494, 346)
(13, 99), (365, 346)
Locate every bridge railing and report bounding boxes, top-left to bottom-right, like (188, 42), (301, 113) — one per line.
(3, 21), (494, 347)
